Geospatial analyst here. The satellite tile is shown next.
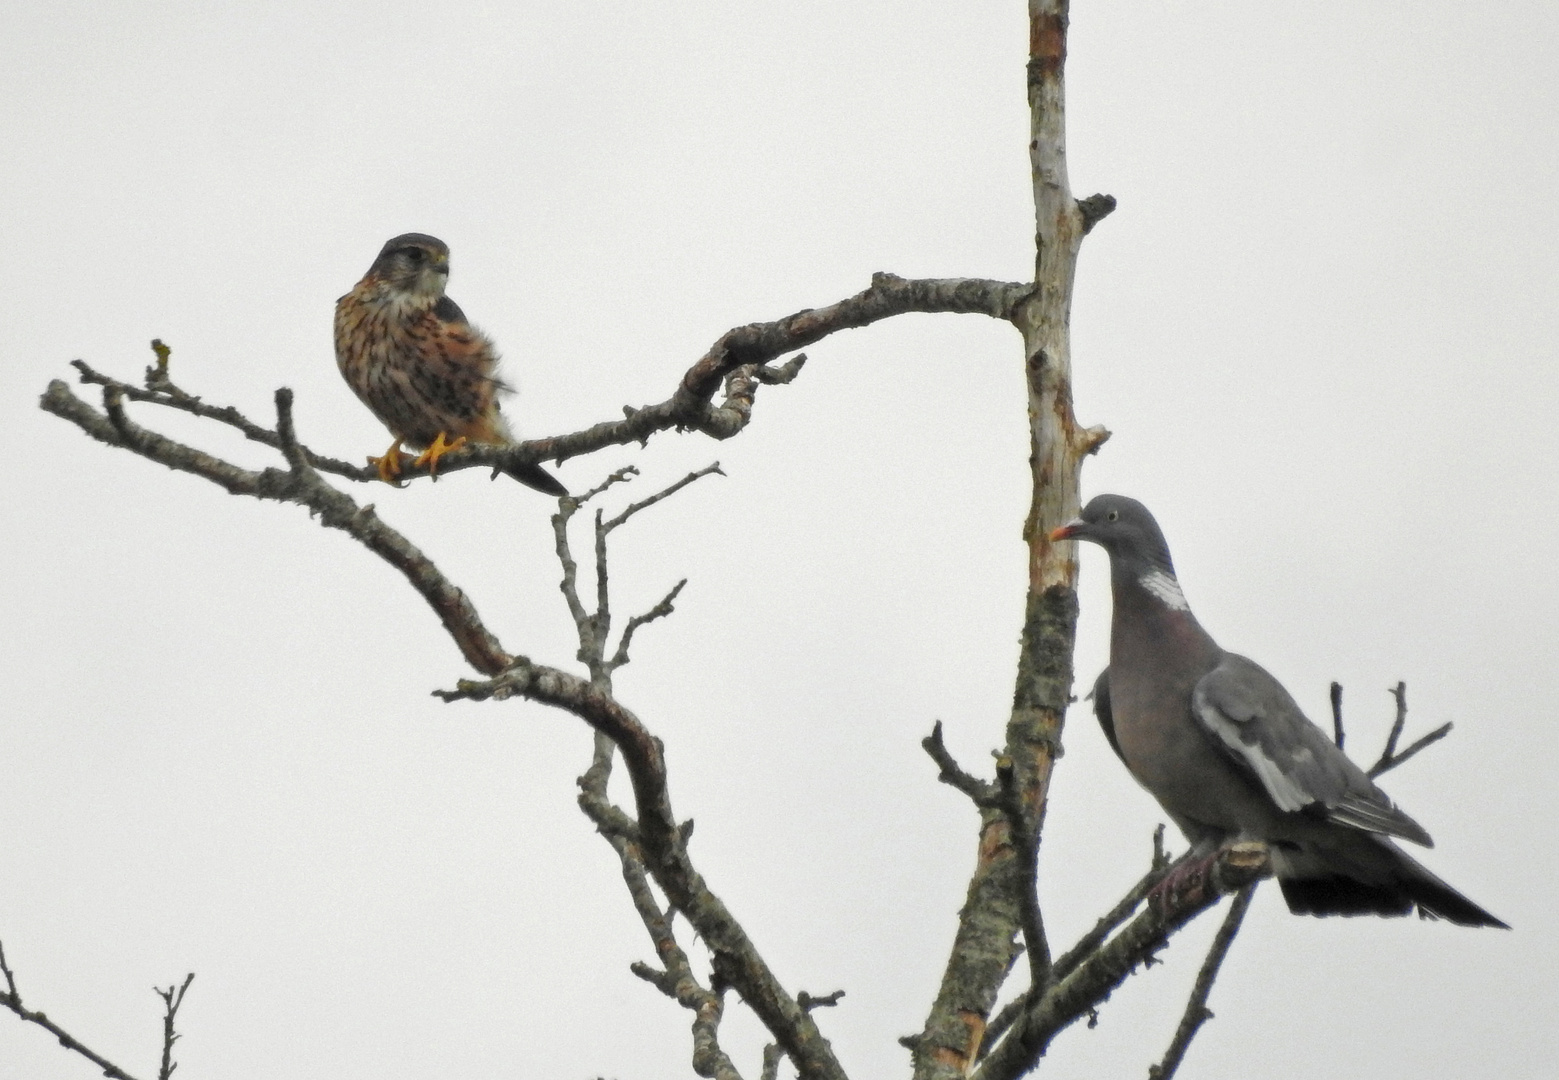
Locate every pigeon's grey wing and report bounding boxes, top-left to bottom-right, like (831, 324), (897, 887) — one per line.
(1191, 654), (1432, 846)
(1087, 667), (1127, 766)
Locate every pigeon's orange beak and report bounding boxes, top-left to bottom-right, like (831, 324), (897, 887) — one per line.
(1050, 519), (1085, 542)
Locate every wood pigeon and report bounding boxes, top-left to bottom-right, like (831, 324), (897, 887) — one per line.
(1053, 494), (1505, 927)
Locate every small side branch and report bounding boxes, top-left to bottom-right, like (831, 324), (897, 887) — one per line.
(1050, 826), (1171, 985)
(156, 973), (195, 1080)
(41, 379), (513, 675)
(921, 722), (997, 807)
(484, 273), (1028, 476)
(1330, 681), (1344, 749)
(603, 463), (726, 534)
(762, 991), (846, 1080)
(0, 939), (146, 1080)
(983, 826), (1171, 1062)
(1368, 681), (1453, 778)
(995, 756), (1050, 992)
(1147, 884), (1256, 1080)
(1331, 680), (1454, 779)
(608, 579), (688, 673)
(1076, 193), (1117, 234)
(440, 661), (844, 1080)
(972, 845), (1271, 1080)
(72, 354), (373, 481)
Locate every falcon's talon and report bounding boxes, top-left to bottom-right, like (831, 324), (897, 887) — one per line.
(413, 431), (467, 479)
(368, 440), (410, 485)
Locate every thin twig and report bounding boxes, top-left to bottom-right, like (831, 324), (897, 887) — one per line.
(996, 756), (1051, 992)
(797, 990), (845, 1011)
(1050, 826), (1173, 985)
(156, 973), (195, 1080)
(1380, 682), (1409, 762)
(921, 722), (997, 807)
(981, 828), (1176, 1060)
(72, 356), (371, 480)
(762, 990), (846, 1080)
(972, 845), (1271, 1080)
(1329, 681), (1344, 749)
(0, 939), (146, 1080)
(1369, 722), (1453, 779)
(602, 463), (725, 533)
(1147, 884), (1256, 1080)
(1361, 681), (1454, 778)
(608, 579), (688, 673)
(42, 379), (514, 674)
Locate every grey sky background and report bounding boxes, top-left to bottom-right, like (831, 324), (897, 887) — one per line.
(4, 2), (1555, 1077)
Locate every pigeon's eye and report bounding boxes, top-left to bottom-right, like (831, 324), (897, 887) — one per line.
(1106, 509), (1120, 522)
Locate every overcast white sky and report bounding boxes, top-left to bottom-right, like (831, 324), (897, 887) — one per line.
(4, 2), (1556, 1078)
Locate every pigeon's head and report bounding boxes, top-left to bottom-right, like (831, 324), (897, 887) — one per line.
(1050, 494), (1176, 575)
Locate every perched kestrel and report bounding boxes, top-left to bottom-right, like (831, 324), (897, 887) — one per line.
(334, 233), (566, 495)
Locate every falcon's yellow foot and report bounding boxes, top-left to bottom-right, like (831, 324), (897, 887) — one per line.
(368, 439), (411, 485)
(413, 431), (468, 479)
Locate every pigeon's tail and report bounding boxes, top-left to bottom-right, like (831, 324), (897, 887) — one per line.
(1391, 847), (1509, 928)
(1275, 840), (1507, 928)
(501, 462), (568, 497)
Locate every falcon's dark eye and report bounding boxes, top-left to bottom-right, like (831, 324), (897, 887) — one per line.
(403, 247), (425, 263)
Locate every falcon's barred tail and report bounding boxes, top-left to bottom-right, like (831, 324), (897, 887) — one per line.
(502, 462), (568, 497)
(1278, 844), (1507, 928)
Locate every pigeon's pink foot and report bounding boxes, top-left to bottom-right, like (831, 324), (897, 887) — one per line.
(1148, 850), (1221, 917)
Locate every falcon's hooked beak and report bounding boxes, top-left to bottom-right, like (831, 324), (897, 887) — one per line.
(1050, 518), (1086, 542)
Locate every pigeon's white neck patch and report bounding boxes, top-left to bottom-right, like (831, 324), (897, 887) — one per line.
(1137, 569), (1189, 611)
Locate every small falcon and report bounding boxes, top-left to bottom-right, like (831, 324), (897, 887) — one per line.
(1053, 494), (1504, 927)
(334, 233), (566, 495)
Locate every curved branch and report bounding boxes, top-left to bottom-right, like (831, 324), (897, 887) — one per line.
(435, 661), (846, 1080)
(40, 380), (512, 675)
(1148, 884), (1256, 1080)
(0, 939), (146, 1080)
(972, 844), (1271, 1080)
(472, 273), (1026, 477)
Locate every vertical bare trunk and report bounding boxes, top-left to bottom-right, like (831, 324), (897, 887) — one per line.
(914, 4), (1108, 1076)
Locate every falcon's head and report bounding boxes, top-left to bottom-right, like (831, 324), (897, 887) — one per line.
(365, 233), (451, 299)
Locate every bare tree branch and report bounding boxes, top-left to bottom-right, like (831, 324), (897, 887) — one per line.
(1330, 681), (1345, 749)
(995, 756), (1051, 994)
(980, 827), (1171, 1063)
(1369, 722), (1453, 779)
(155, 973), (195, 1080)
(1050, 826), (1172, 985)
(487, 273), (1027, 479)
(971, 845), (1272, 1080)
(41, 380), (515, 675)
(608, 578), (688, 674)
(913, 7), (1111, 1073)
(603, 463), (725, 534)
(1380, 681), (1410, 764)
(65, 275), (1022, 490)
(437, 659), (844, 1080)
(0, 938), (147, 1080)
(1330, 680), (1455, 780)
(72, 355), (374, 481)
(45, 369), (843, 1078)
(1367, 681), (1454, 778)
(1147, 884), (1256, 1080)
(921, 722), (997, 807)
